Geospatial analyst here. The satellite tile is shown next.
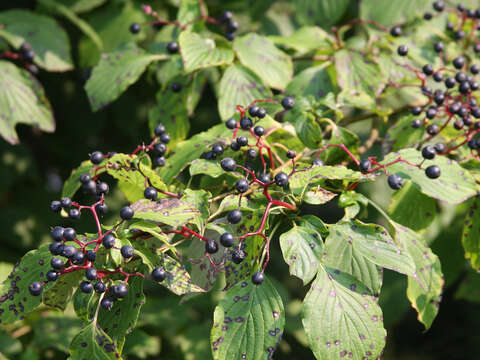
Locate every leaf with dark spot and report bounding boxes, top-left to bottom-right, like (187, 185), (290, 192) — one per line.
(69, 322), (120, 360)
(130, 198), (198, 227)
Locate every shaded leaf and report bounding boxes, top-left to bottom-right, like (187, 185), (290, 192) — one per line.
(43, 271), (83, 311)
(269, 26), (334, 54)
(294, 0), (350, 28)
(462, 196), (480, 270)
(69, 322), (120, 360)
(211, 276), (284, 360)
(130, 198), (198, 227)
(360, 0), (429, 26)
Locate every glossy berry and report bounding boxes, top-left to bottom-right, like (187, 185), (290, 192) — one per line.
(154, 124), (166, 136)
(225, 32), (236, 41)
(220, 233), (235, 247)
(230, 142), (241, 151)
(433, 72), (443, 82)
(221, 157), (236, 171)
(237, 136), (248, 146)
(426, 107), (437, 119)
(171, 82), (182, 92)
(29, 282), (43, 296)
(82, 180), (96, 195)
(455, 71), (467, 83)
(72, 251), (85, 265)
(240, 117), (253, 130)
(63, 228), (76, 242)
(274, 172), (289, 187)
(212, 144), (224, 156)
(80, 281), (93, 294)
(359, 159), (371, 173)
(160, 133), (170, 144)
(425, 165), (441, 179)
(251, 272), (264, 285)
(96, 182), (109, 195)
(154, 143), (167, 155)
(445, 77), (456, 88)
(144, 187), (158, 200)
(433, 1), (444, 11)
(235, 179), (249, 193)
(51, 257), (65, 270)
(411, 106), (422, 116)
(433, 41), (444, 52)
(49, 242), (64, 256)
(46, 270), (59, 282)
(390, 26), (402, 37)
(227, 209), (242, 224)
(411, 119), (421, 128)
(50, 200), (62, 212)
(152, 267), (167, 282)
(459, 81), (471, 94)
(90, 151), (104, 165)
(232, 249), (246, 264)
(153, 156), (166, 167)
(468, 139), (479, 149)
(94, 282), (106, 293)
(426, 124), (439, 135)
(120, 206), (134, 220)
(387, 174), (404, 190)
(96, 203), (108, 216)
(121, 245), (134, 259)
(312, 158), (324, 166)
(256, 108), (267, 118)
(129, 23), (140, 34)
(85, 268), (97, 281)
(102, 234), (116, 249)
(455, 30), (465, 40)
(205, 240), (219, 254)
(423, 12), (432, 20)
(111, 283), (128, 298)
(101, 297), (114, 310)
(281, 96), (295, 110)
(166, 41), (179, 54)
(69, 208), (81, 220)
(50, 226), (64, 242)
(62, 245), (76, 259)
(60, 197), (72, 209)
(226, 118), (236, 129)
(258, 173), (271, 184)
(254, 126), (265, 137)
(226, 20), (238, 33)
(247, 148), (257, 159)
(248, 106), (260, 117)
(422, 64), (434, 75)
(454, 119), (464, 130)
(204, 151), (216, 160)
(421, 146), (436, 160)
(471, 64), (480, 74)
(286, 150), (296, 159)
(86, 250), (96, 262)
(397, 45), (408, 56)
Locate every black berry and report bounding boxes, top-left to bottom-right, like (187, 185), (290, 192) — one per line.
(154, 124), (166, 136)
(152, 267), (167, 282)
(236, 136), (248, 147)
(121, 245), (134, 259)
(80, 281), (93, 294)
(240, 117), (253, 130)
(235, 179), (249, 193)
(111, 283), (128, 298)
(220, 233), (235, 247)
(46, 270), (59, 282)
(86, 250), (96, 262)
(94, 282), (106, 293)
(129, 23), (141, 34)
(144, 187), (158, 200)
(50, 200), (62, 212)
(274, 172), (289, 187)
(205, 240), (219, 254)
(166, 41), (179, 54)
(51, 257), (65, 270)
(425, 165), (441, 179)
(226, 119), (236, 129)
(50, 226), (64, 242)
(101, 297), (114, 310)
(251, 272), (264, 285)
(29, 282), (43, 296)
(102, 234), (116, 249)
(232, 249), (245, 264)
(227, 209), (242, 224)
(85, 268), (97, 281)
(397, 45), (408, 56)
(254, 126), (265, 137)
(281, 96), (295, 110)
(390, 26), (402, 37)
(387, 174), (404, 190)
(421, 146), (436, 160)
(359, 159), (371, 173)
(90, 151), (104, 165)
(120, 206), (134, 220)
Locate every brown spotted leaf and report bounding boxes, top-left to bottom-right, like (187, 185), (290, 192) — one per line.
(43, 270), (83, 311)
(0, 60), (55, 145)
(302, 266), (386, 360)
(131, 198), (198, 228)
(85, 43), (166, 111)
(97, 276), (145, 344)
(211, 276), (285, 360)
(324, 221), (416, 295)
(161, 255), (206, 295)
(391, 221), (443, 329)
(462, 196), (480, 270)
(0, 245), (53, 325)
(279, 226), (323, 285)
(381, 148), (478, 204)
(69, 322), (120, 360)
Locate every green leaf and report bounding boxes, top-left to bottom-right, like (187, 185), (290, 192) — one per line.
(289, 111), (323, 149)
(69, 322), (120, 360)
(211, 276), (285, 360)
(391, 222), (443, 329)
(462, 196), (480, 270)
(279, 226), (323, 284)
(0, 245), (53, 325)
(269, 26), (334, 54)
(289, 165), (370, 196)
(73, 287), (98, 322)
(0, 330), (21, 357)
(0, 9), (72, 71)
(189, 159), (224, 178)
(381, 148), (478, 204)
(98, 276), (145, 343)
(285, 63), (336, 100)
(55, 0), (107, 13)
(62, 160), (103, 198)
(177, 0), (203, 32)
(158, 123), (232, 183)
(383, 115), (424, 152)
(319, 125), (360, 164)
(388, 180), (437, 231)
(455, 270), (480, 303)
(0, 60), (54, 145)
(293, 0), (350, 28)
(234, 33), (293, 90)
(159, 255), (206, 295)
(303, 187), (337, 205)
(179, 32), (234, 73)
(85, 43), (166, 111)
(360, 0), (429, 26)
(130, 198), (198, 227)
(33, 315), (83, 352)
(335, 50), (383, 110)
(123, 329), (161, 359)
(324, 220), (416, 294)
(181, 189), (210, 231)
(43, 271), (83, 311)
(302, 266), (386, 360)
(218, 64), (272, 120)
(38, 0), (103, 51)
(106, 154), (148, 202)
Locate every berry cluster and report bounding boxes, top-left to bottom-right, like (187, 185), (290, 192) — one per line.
(216, 10), (238, 41)
(28, 128), (174, 309)
(0, 42), (38, 73)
